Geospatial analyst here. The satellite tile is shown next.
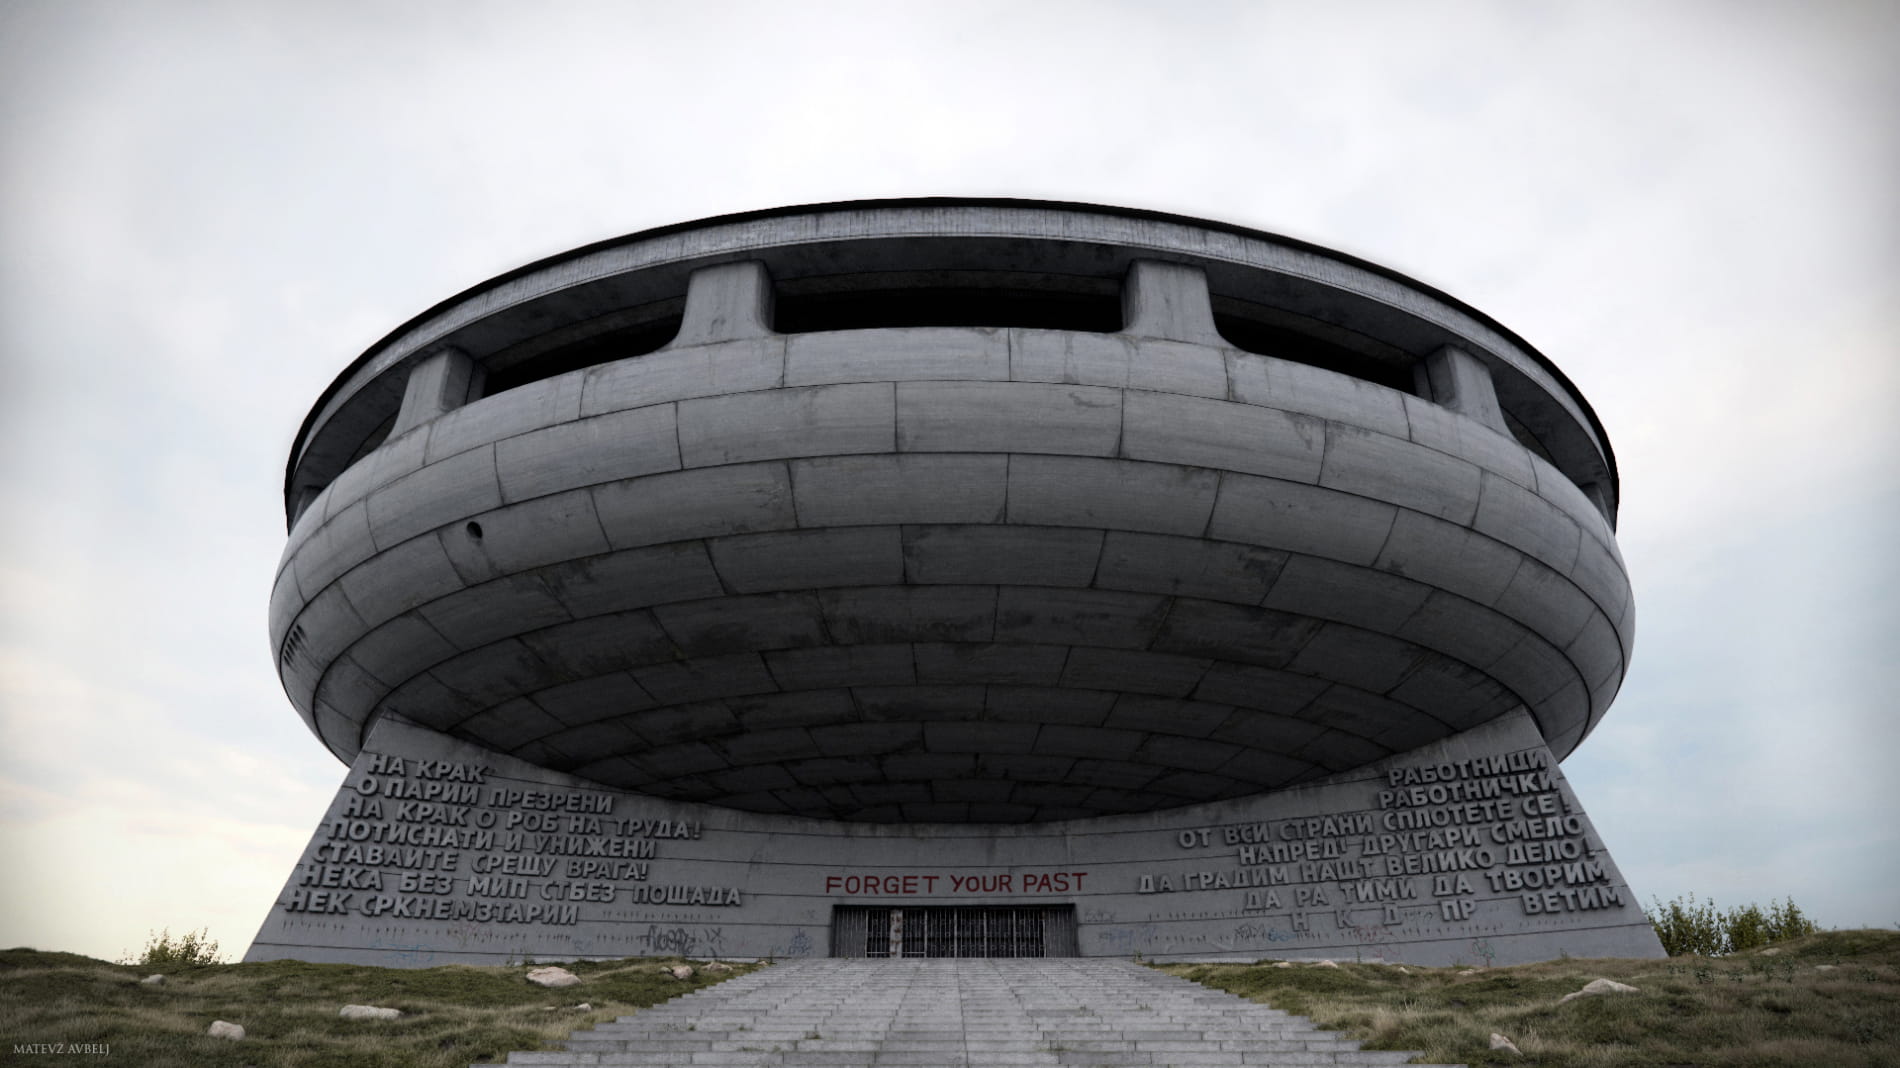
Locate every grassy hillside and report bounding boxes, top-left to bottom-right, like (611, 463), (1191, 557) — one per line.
(0, 950), (759, 1067)
(1158, 929), (1900, 1067)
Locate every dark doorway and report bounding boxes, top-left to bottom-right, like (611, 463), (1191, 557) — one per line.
(830, 905), (1078, 958)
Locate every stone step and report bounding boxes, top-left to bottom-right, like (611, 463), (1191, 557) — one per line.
(490, 959), (1464, 1067)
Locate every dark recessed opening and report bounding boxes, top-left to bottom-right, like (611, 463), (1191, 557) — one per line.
(1213, 315), (1416, 394)
(465, 521), (484, 540)
(776, 286), (1121, 334)
(480, 316), (683, 399)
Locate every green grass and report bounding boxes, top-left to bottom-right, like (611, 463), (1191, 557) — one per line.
(0, 949), (761, 1067)
(1157, 929), (1900, 1067)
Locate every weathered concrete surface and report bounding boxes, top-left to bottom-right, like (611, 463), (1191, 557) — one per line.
(246, 710), (1663, 968)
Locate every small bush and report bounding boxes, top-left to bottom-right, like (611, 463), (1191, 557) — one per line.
(1647, 895), (1820, 956)
(123, 927), (223, 967)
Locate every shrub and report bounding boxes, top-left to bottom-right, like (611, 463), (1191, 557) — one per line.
(122, 927), (223, 967)
(1646, 895), (1820, 956)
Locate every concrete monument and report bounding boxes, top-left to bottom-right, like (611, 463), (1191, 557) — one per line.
(248, 199), (1662, 966)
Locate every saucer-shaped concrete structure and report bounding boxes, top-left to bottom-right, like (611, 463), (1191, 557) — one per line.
(254, 200), (1657, 966)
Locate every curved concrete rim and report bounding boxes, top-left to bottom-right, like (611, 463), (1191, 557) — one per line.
(287, 197), (1619, 504)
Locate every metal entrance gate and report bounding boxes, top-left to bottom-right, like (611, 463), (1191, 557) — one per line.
(830, 906), (1078, 958)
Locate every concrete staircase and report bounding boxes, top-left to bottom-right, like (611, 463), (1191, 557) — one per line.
(489, 958), (1464, 1067)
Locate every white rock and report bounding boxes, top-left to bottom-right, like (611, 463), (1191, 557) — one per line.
(1490, 1032), (1521, 1053)
(140, 974), (165, 985)
(1457, 969), (1478, 975)
(1761, 947), (1780, 956)
(704, 961), (733, 973)
(668, 965), (696, 980)
(1313, 960), (1338, 968)
(526, 966), (581, 988)
(339, 1004), (402, 1020)
(1396, 967), (1409, 974)
(207, 1020), (244, 1040)
(1815, 964), (1836, 971)
(1559, 977), (1639, 1004)
(573, 1003), (592, 1011)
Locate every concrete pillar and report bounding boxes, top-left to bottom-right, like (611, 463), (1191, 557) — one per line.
(1121, 260), (1223, 346)
(1421, 345), (1509, 436)
(672, 260), (775, 348)
(391, 347), (484, 437)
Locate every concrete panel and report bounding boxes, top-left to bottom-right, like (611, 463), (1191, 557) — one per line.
(987, 685), (1115, 725)
(336, 533), (467, 628)
(1151, 600), (1323, 670)
(291, 500), (377, 600)
(1010, 330), (1227, 398)
(652, 594), (828, 657)
(633, 653), (779, 704)
(377, 671), (480, 731)
(786, 327), (1007, 385)
(1035, 725), (1148, 762)
(913, 642), (1067, 686)
(791, 454), (1006, 527)
(1263, 555), (1432, 634)
(678, 383), (894, 466)
(901, 524), (1103, 586)
(593, 462), (795, 550)
(1294, 727), (1392, 771)
(1207, 707), (1328, 751)
(539, 720), (643, 764)
(346, 614), (458, 689)
(1227, 353), (1411, 439)
(282, 585), (370, 705)
(1192, 663), (1331, 717)
(529, 673), (655, 726)
(1567, 612), (1626, 693)
(1418, 345), (1508, 436)
(1494, 557), (1598, 649)
(717, 727), (822, 766)
(424, 373), (584, 465)
(392, 348), (483, 438)
(1122, 390), (1324, 483)
(1006, 456), (1219, 537)
(456, 697), (564, 750)
(414, 574), (572, 652)
(495, 404), (681, 502)
(535, 542), (725, 618)
(1385, 656), (1510, 728)
(764, 644), (916, 691)
(1060, 649), (1211, 698)
(818, 586), (997, 644)
(1105, 695), (1234, 738)
(924, 721), (1040, 754)
(895, 381), (1121, 456)
(438, 489), (610, 585)
(1534, 455), (1618, 540)
(1319, 423), (1482, 526)
(1396, 590), (1537, 671)
(1473, 472), (1583, 575)
(1095, 532), (1286, 604)
(365, 445), (503, 549)
(729, 689), (857, 730)
(428, 639), (554, 707)
(1207, 474), (1397, 565)
(1401, 394), (1535, 490)
(994, 586), (1169, 649)
(515, 612), (675, 680)
(322, 425), (430, 525)
(581, 337), (786, 416)
(709, 527), (905, 593)
(855, 684), (987, 721)
(623, 702), (743, 747)
(1373, 510), (1522, 609)
(1486, 633), (1578, 706)
(1286, 624), (1424, 695)
(1571, 530), (1632, 622)
(977, 752), (1078, 780)
(807, 722), (926, 757)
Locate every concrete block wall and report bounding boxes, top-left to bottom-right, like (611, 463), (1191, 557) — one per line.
(245, 709), (1664, 967)
(270, 256), (1631, 820)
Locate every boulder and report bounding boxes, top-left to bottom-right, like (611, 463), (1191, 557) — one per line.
(140, 974), (165, 986)
(1490, 1032), (1521, 1053)
(526, 966), (581, 988)
(1559, 978), (1639, 1004)
(668, 965), (696, 980)
(1271, 961), (1293, 969)
(704, 961), (733, 973)
(338, 1005), (402, 1020)
(1312, 960), (1339, 969)
(207, 1020), (244, 1040)
(573, 1003), (592, 1011)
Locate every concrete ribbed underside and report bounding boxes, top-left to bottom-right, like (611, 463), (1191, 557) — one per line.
(272, 327), (1631, 823)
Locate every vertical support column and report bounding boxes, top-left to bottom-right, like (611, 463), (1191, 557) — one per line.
(672, 260), (775, 347)
(1421, 344), (1510, 436)
(390, 347), (484, 437)
(1121, 260), (1224, 346)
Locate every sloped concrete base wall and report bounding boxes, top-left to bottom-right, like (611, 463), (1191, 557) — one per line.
(246, 710), (1662, 968)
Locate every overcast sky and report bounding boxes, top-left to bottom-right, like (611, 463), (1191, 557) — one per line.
(2, 0), (1895, 962)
